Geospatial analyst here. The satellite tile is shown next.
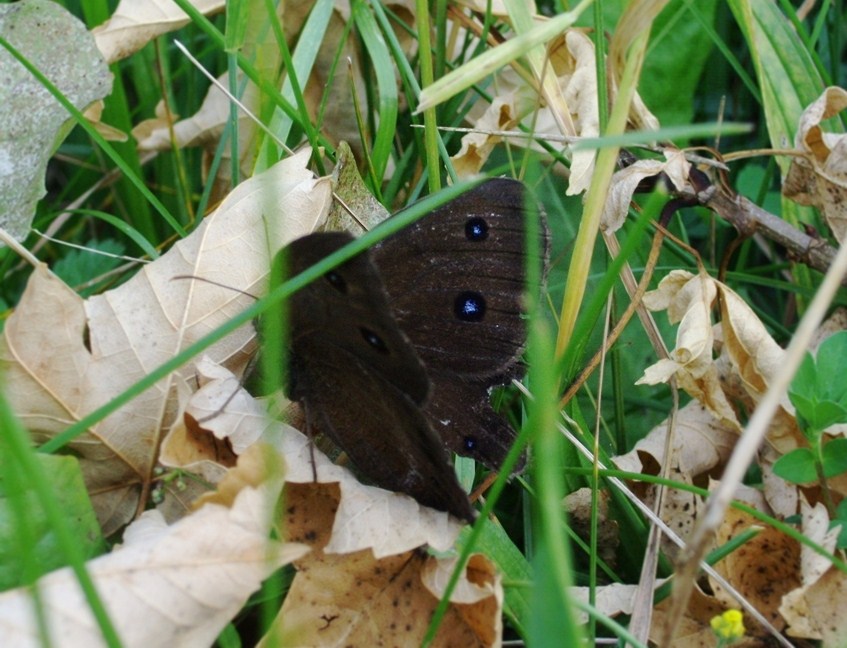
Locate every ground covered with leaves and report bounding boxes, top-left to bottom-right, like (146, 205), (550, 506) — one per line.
(1, 0), (846, 646)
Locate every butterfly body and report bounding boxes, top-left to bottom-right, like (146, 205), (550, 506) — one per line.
(278, 179), (547, 522)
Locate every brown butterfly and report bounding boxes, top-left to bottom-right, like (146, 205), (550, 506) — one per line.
(275, 178), (549, 522)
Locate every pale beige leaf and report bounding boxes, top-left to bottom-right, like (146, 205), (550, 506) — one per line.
(784, 86), (847, 243)
(181, 356), (271, 455)
(612, 402), (742, 559)
(757, 445), (798, 520)
(92, 0), (226, 63)
(133, 87), (235, 152)
(570, 582), (651, 624)
(798, 498), (841, 587)
(716, 282), (786, 402)
(273, 423), (464, 557)
(779, 567), (847, 642)
(637, 272), (744, 427)
(0, 446), (309, 648)
(133, 79), (263, 189)
(716, 282), (804, 454)
(613, 400), (736, 482)
(1, 153), (330, 533)
(451, 29), (596, 187)
(450, 25), (659, 194)
(601, 150), (691, 232)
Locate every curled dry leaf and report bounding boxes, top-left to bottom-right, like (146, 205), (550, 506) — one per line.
(272, 419), (464, 558)
(636, 271), (741, 430)
(601, 149), (691, 233)
(452, 28), (659, 195)
(165, 360), (493, 645)
(614, 401), (737, 481)
(0, 445), (309, 648)
(420, 554), (503, 646)
(613, 401), (737, 556)
(92, 0), (226, 63)
(637, 270), (805, 452)
(133, 76), (263, 200)
(0, 152), (331, 534)
(784, 86), (847, 243)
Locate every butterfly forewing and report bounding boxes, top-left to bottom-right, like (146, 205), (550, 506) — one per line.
(372, 178), (541, 377)
(372, 178), (548, 470)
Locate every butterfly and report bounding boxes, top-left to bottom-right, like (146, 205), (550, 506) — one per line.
(274, 178), (548, 521)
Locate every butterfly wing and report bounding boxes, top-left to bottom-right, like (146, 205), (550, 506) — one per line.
(282, 232), (475, 522)
(372, 179), (548, 470)
(284, 232), (429, 406)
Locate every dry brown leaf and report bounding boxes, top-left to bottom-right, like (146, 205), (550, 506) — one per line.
(0, 445), (309, 647)
(92, 0), (226, 63)
(715, 280), (803, 454)
(0, 152), (331, 534)
(162, 366), (495, 646)
(272, 420), (464, 557)
(637, 271), (742, 430)
(709, 506), (800, 632)
(133, 77), (264, 197)
(156, 357), (272, 521)
(784, 86), (847, 243)
(652, 586), (765, 648)
(262, 474), (499, 647)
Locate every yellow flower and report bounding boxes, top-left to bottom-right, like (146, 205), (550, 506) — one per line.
(710, 609), (745, 641)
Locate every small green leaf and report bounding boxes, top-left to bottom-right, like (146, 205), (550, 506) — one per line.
(789, 332), (847, 434)
(772, 448), (818, 484)
(821, 438), (847, 478)
(813, 333), (847, 403)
